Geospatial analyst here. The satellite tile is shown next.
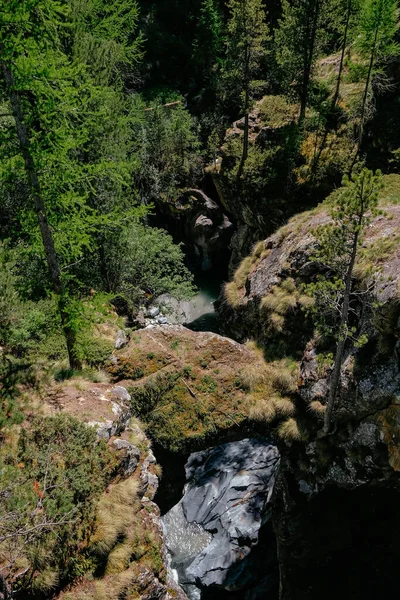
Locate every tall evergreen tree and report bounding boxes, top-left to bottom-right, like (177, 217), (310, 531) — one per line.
(305, 169), (382, 434)
(223, 0), (269, 178)
(331, 0), (359, 110)
(352, 0), (399, 165)
(0, 1), (143, 367)
(192, 0), (224, 105)
(276, 0), (327, 122)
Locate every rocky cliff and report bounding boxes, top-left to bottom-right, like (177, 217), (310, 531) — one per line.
(217, 174), (400, 599)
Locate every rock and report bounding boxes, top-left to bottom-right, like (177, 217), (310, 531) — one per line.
(111, 385), (131, 404)
(115, 329), (127, 349)
(113, 439), (141, 475)
(150, 187), (234, 271)
(141, 448), (159, 500)
(87, 420), (113, 440)
(157, 316), (168, 324)
(162, 439), (280, 596)
(216, 188), (400, 599)
(147, 306), (160, 318)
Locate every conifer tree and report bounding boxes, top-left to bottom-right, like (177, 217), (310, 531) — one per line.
(352, 0), (399, 165)
(305, 169), (382, 433)
(331, 0), (359, 110)
(223, 0), (269, 178)
(0, 1), (143, 367)
(192, 0), (224, 101)
(276, 0), (327, 122)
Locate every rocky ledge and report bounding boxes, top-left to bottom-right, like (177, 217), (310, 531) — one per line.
(216, 174), (400, 599)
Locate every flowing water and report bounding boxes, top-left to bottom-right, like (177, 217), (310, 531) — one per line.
(184, 266), (227, 333)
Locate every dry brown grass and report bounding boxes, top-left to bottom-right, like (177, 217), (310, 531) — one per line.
(243, 354), (298, 425)
(245, 340), (265, 360)
(268, 312), (285, 332)
(31, 569), (59, 593)
(224, 281), (241, 307)
(273, 396), (295, 416)
(277, 418), (302, 442)
(234, 256), (255, 289)
(241, 359), (297, 394)
(252, 240), (265, 258)
(90, 477), (140, 557)
(308, 400), (327, 416)
(261, 281), (298, 314)
(106, 542), (133, 575)
(249, 395), (277, 422)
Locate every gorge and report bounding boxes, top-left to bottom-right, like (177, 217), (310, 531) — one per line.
(2, 0), (400, 597)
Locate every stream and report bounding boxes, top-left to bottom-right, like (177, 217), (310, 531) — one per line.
(184, 265), (227, 333)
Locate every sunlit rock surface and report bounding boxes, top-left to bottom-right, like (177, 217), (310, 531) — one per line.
(162, 438), (280, 598)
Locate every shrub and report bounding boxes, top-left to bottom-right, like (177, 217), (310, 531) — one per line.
(0, 414), (114, 594)
(258, 95), (298, 127)
(103, 223), (195, 301)
(76, 336), (114, 368)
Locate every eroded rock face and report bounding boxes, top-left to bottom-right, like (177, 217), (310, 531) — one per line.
(162, 439), (280, 598)
(215, 187), (400, 599)
(152, 187), (233, 271)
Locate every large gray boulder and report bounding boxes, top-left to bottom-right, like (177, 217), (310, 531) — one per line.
(162, 439), (280, 597)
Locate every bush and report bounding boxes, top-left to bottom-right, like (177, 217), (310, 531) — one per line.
(258, 95), (298, 127)
(76, 336), (114, 368)
(103, 223), (195, 300)
(0, 414), (114, 594)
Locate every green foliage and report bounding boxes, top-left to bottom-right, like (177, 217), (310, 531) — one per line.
(222, 0), (269, 114)
(69, 0), (144, 86)
(134, 102), (202, 204)
(356, 0), (399, 61)
(0, 414), (114, 593)
(275, 0), (326, 109)
(102, 223), (195, 300)
(192, 0), (225, 105)
(303, 168), (383, 340)
(0, 356), (25, 433)
(258, 95), (299, 127)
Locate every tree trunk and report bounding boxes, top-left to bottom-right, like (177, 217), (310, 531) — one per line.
(350, 24), (379, 172)
(299, 0), (320, 123)
(323, 226), (360, 434)
(311, 0), (350, 174)
(331, 0), (352, 111)
(1, 61), (81, 370)
(237, 106), (249, 179)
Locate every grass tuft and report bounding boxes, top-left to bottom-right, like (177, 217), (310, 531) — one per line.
(308, 400), (327, 416)
(252, 241), (265, 258)
(224, 281), (241, 307)
(106, 541), (133, 575)
(249, 397), (277, 422)
(233, 256), (255, 289)
(273, 396), (295, 416)
(31, 569), (59, 593)
(278, 418), (302, 442)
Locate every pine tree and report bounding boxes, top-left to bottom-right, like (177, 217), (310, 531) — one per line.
(192, 0), (224, 101)
(305, 169), (382, 433)
(276, 0), (327, 123)
(352, 0), (399, 165)
(223, 0), (269, 178)
(0, 1), (143, 367)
